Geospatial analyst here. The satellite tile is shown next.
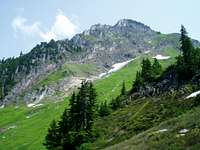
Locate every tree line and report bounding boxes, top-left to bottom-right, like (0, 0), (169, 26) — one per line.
(176, 25), (200, 81)
(0, 40), (82, 102)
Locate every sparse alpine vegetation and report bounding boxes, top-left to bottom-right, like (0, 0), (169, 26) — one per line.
(1, 21), (200, 150)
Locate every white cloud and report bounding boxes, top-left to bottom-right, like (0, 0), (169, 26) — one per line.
(53, 10), (77, 37)
(41, 10), (78, 41)
(12, 16), (41, 37)
(12, 10), (79, 42)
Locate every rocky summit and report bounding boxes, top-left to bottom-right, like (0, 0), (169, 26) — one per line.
(0, 19), (199, 106)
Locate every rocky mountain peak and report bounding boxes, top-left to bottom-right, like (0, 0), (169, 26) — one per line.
(2, 18), (200, 106)
(90, 24), (110, 31)
(114, 19), (152, 31)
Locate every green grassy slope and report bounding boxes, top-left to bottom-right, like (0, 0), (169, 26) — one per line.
(92, 91), (196, 149)
(36, 63), (99, 87)
(95, 48), (178, 103)
(105, 104), (200, 150)
(0, 58), (143, 150)
(0, 50), (178, 150)
(0, 101), (69, 150)
(94, 57), (142, 103)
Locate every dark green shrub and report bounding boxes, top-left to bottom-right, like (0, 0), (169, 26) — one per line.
(99, 102), (111, 117)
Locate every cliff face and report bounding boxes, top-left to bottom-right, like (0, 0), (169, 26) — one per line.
(1, 19), (199, 105)
(71, 19), (156, 66)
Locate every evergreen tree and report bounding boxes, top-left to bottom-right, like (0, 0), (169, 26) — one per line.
(131, 58), (162, 92)
(121, 81), (126, 95)
(152, 58), (162, 77)
(44, 81), (97, 150)
(76, 82), (89, 130)
(177, 25), (196, 81)
(20, 51), (23, 56)
(58, 109), (71, 149)
(110, 96), (121, 110)
(99, 101), (111, 117)
(68, 92), (77, 130)
(180, 25), (193, 62)
(141, 58), (153, 82)
(0, 42), (81, 101)
(132, 71), (144, 92)
(87, 82), (97, 131)
(43, 120), (60, 150)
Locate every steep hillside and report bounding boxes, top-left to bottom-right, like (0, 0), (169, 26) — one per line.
(95, 94), (191, 149)
(2, 19), (200, 150)
(1, 19), (198, 106)
(104, 100), (200, 150)
(0, 51), (176, 150)
(94, 27), (200, 150)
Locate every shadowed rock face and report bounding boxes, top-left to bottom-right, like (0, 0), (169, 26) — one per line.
(1, 19), (200, 105)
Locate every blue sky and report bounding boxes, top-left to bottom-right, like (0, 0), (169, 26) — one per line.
(1, 0), (200, 59)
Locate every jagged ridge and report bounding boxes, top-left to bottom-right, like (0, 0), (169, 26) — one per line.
(1, 19), (199, 105)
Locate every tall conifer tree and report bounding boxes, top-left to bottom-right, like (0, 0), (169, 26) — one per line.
(44, 81), (97, 150)
(121, 81), (126, 95)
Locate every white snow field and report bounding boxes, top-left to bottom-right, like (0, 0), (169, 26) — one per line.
(186, 90), (200, 99)
(152, 54), (170, 60)
(99, 58), (136, 78)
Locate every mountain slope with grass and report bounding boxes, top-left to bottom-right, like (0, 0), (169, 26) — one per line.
(1, 19), (199, 106)
(1, 21), (200, 150)
(92, 26), (200, 150)
(0, 49), (177, 150)
(103, 97), (200, 150)
(0, 42), (199, 150)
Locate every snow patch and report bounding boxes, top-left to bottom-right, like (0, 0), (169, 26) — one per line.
(38, 92), (45, 102)
(148, 41), (152, 44)
(157, 129), (168, 133)
(7, 125), (16, 130)
(27, 103), (35, 107)
(27, 103), (43, 108)
(27, 89), (47, 107)
(144, 50), (150, 54)
(179, 129), (189, 133)
(99, 58), (136, 78)
(0, 105), (4, 109)
(33, 104), (43, 107)
(186, 90), (200, 99)
(108, 59), (134, 74)
(153, 54), (170, 60)
(179, 134), (185, 136)
(98, 73), (107, 78)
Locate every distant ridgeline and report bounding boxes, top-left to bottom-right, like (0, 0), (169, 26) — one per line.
(1, 19), (200, 105)
(0, 39), (82, 103)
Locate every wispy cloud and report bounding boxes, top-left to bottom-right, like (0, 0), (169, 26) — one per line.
(12, 10), (79, 42)
(12, 16), (41, 37)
